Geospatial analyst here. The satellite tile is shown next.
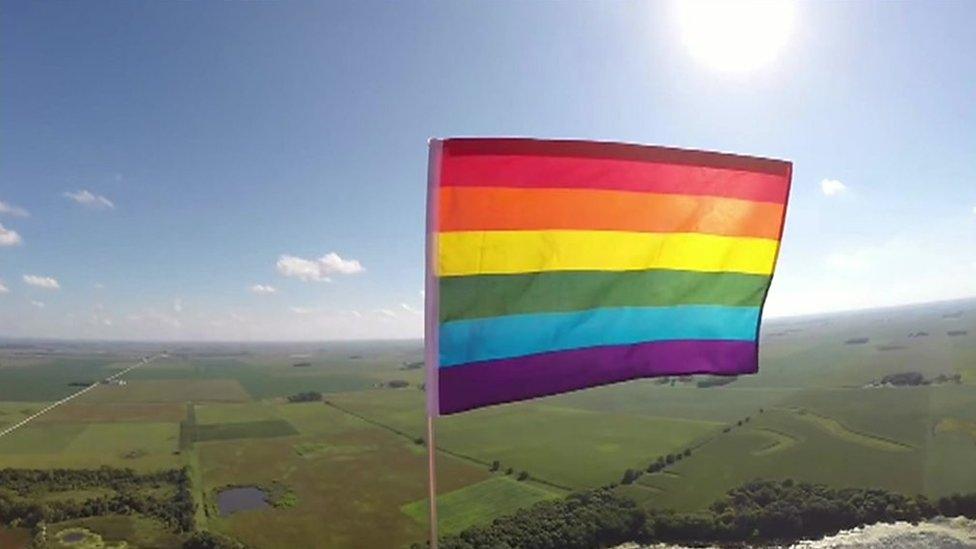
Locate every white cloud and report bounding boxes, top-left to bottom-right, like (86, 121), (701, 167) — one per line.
(63, 189), (115, 209)
(400, 303), (422, 315)
(127, 308), (181, 329)
(825, 251), (869, 272)
(276, 256), (321, 281)
(820, 178), (848, 197)
(276, 252), (364, 282)
(23, 274), (60, 290)
(250, 284), (277, 295)
(30, 300), (45, 308)
(0, 200), (29, 217)
(0, 223), (23, 246)
(971, 205), (976, 215)
(289, 306), (315, 315)
(319, 252), (365, 275)
(173, 298), (183, 313)
(90, 309), (113, 326)
(0, 280), (8, 294)
(94, 283), (105, 289)
(376, 308), (397, 318)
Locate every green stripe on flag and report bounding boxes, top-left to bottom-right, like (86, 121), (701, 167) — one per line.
(439, 270), (770, 323)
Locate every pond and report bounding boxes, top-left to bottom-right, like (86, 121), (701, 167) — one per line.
(62, 532), (85, 542)
(216, 486), (270, 516)
(54, 528), (101, 546)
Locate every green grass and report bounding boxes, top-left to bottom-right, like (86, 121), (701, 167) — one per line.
(192, 419), (299, 442)
(750, 428), (800, 456)
(125, 357), (380, 399)
(76, 379), (251, 403)
(548, 383), (799, 423)
(401, 476), (561, 535)
(293, 441), (375, 459)
(0, 422), (180, 470)
(785, 406), (913, 452)
(328, 390), (723, 489)
(0, 423), (87, 454)
(436, 404), (720, 489)
(0, 358), (123, 401)
(195, 402), (280, 425)
(67, 422), (180, 454)
(47, 515), (183, 549)
(197, 421), (489, 549)
(328, 390), (727, 489)
(235, 374), (377, 400)
(273, 401), (372, 437)
(632, 406), (938, 512)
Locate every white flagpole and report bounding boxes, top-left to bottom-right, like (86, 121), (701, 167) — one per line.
(426, 415), (439, 549)
(424, 139), (443, 549)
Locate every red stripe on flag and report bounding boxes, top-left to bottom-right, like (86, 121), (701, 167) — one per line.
(440, 139), (791, 204)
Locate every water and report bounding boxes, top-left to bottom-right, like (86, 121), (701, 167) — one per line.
(617, 516), (976, 548)
(62, 532), (85, 543)
(216, 486), (270, 516)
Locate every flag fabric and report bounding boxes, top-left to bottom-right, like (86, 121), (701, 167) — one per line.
(425, 138), (791, 415)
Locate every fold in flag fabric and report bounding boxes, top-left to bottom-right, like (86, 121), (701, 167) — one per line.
(425, 138), (792, 415)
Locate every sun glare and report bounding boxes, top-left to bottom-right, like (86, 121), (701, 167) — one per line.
(676, 0), (796, 73)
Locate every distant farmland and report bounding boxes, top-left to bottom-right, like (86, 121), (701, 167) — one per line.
(0, 298), (974, 547)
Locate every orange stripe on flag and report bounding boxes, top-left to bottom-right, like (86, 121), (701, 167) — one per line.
(439, 186), (785, 239)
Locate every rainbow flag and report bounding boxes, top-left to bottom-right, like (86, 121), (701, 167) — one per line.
(425, 138), (791, 415)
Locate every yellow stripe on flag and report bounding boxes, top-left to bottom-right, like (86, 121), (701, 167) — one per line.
(438, 230), (779, 277)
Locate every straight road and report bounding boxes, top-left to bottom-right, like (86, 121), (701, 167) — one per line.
(0, 354), (161, 440)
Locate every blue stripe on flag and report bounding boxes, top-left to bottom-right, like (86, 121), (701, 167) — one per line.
(439, 305), (759, 367)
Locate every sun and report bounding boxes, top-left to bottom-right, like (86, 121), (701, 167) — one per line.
(676, 0), (796, 73)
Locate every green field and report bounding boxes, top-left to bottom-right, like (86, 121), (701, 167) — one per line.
(0, 299), (974, 547)
(46, 515), (185, 549)
(0, 421), (180, 470)
(192, 419), (299, 442)
(401, 477), (562, 535)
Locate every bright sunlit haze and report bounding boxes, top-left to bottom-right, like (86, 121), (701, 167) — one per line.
(676, 0), (796, 72)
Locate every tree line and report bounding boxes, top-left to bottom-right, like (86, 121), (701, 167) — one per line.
(287, 391), (323, 403)
(0, 466), (195, 533)
(436, 479), (976, 549)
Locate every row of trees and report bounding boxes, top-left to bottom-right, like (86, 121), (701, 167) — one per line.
(0, 467), (194, 533)
(437, 479), (976, 549)
(625, 410), (761, 484)
(183, 530), (246, 548)
(0, 466), (186, 497)
(286, 391), (323, 403)
(621, 447), (697, 484)
(489, 460), (529, 480)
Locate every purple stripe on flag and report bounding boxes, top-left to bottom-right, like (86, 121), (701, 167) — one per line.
(437, 339), (757, 415)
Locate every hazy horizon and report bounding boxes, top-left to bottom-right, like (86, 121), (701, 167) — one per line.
(1, 295), (972, 344)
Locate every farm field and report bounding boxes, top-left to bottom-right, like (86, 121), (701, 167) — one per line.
(0, 298), (974, 547)
(400, 476), (562, 536)
(0, 526), (31, 548)
(194, 403), (489, 548)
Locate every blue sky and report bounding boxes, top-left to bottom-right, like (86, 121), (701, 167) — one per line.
(1, 1), (974, 341)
